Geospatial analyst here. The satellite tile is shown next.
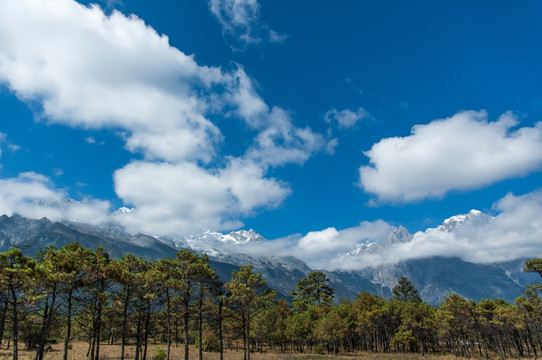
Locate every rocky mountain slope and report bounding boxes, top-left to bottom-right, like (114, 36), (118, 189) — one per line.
(0, 211), (537, 305)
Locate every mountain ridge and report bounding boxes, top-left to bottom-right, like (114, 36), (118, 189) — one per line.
(0, 212), (537, 305)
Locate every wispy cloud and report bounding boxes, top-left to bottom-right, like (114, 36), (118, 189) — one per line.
(84, 136), (105, 146)
(360, 110), (542, 203)
(0, 173), (110, 224)
(325, 107), (371, 129)
(0, 132), (21, 158)
(0, 133), (5, 159)
(208, 0), (286, 49)
(53, 168), (64, 177)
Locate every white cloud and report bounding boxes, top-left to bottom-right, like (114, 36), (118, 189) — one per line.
(224, 66), (268, 128)
(114, 161), (237, 235)
(0, 0), (328, 235)
(280, 190), (542, 271)
(247, 107), (327, 167)
(0, 132), (21, 158)
(113, 160), (290, 235)
(292, 221), (394, 270)
(0, 0), (225, 163)
(359, 110), (542, 203)
(208, 0), (286, 48)
(53, 168), (64, 177)
(219, 158), (290, 212)
(345, 190), (542, 269)
(325, 107), (370, 129)
(0, 172), (110, 224)
(0, 132), (5, 158)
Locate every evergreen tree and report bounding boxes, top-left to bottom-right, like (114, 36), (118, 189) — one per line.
(109, 254), (148, 360)
(226, 265), (275, 360)
(290, 271), (335, 310)
(525, 258), (542, 280)
(392, 276), (422, 303)
(0, 248), (37, 360)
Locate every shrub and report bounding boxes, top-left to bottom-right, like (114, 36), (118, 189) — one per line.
(153, 348), (167, 360)
(314, 344), (325, 355)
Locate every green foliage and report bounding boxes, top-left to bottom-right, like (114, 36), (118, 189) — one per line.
(152, 348), (167, 360)
(290, 271), (335, 310)
(314, 343), (325, 355)
(0, 247), (541, 360)
(392, 276), (422, 303)
(525, 258), (542, 279)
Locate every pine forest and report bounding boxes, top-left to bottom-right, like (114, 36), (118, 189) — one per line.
(0, 244), (541, 360)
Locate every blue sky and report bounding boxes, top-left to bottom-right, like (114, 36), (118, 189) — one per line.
(1, 0), (542, 268)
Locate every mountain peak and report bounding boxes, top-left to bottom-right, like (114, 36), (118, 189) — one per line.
(223, 229), (264, 244)
(115, 207), (134, 214)
(437, 209), (489, 232)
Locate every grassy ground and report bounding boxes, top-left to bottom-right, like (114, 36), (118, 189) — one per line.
(0, 342), (525, 360)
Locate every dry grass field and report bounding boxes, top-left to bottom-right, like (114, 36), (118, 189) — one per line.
(0, 342), (513, 360)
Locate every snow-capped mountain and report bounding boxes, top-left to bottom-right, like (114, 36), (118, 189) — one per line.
(436, 209), (491, 232)
(345, 210), (535, 304)
(348, 225), (412, 255)
(0, 211), (537, 305)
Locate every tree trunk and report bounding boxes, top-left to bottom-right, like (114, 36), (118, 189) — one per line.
(134, 303), (143, 360)
(63, 289), (73, 360)
(143, 300), (151, 360)
(198, 290), (203, 360)
(166, 290), (171, 360)
(86, 324), (93, 358)
(35, 283), (57, 360)
(184, 302), (190, 360)
(218, 300), (224, 360)
(95, 295), (103, 360)
(246, 310), (251, 360)
(241, 312), (247, 360)
(121, 287), (131, 360)
(9, 281), (18, 360)
(0, 296), (10, 347)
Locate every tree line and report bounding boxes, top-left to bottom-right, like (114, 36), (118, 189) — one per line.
(0, 243), (541, 360)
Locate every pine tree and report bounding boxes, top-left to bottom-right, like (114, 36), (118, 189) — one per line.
(226, 265), (275, 360)
(392, 276), (422, 303)
(525, 258), (542, 280)
(0, 248), (37, 360)
(290, 271), (335, 310)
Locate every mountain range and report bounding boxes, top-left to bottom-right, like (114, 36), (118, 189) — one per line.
(0, 210), (537, 305)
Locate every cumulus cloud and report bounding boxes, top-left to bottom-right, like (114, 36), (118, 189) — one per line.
(113, 159), (292, 235)
(359, 110), (542, 203)
(277, 190), (542, 271)
(0, 172), (110, 224)
(0, 0), (226, 163)
(219, 158), (291, 212)
(208, 0), (286, 49)
(340, 191), (542, 269)
(324, 107), (371, 129)
(114, 161), (238, 235)
(0, 0), (328, 235)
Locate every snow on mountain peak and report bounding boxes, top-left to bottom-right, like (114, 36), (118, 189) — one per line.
(346, 225), (413, 256)
(116, 206), (134, 214)
(437, 209), (488, 232)
(177, 229), (265, 256)
(223, 229), (264, 244)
